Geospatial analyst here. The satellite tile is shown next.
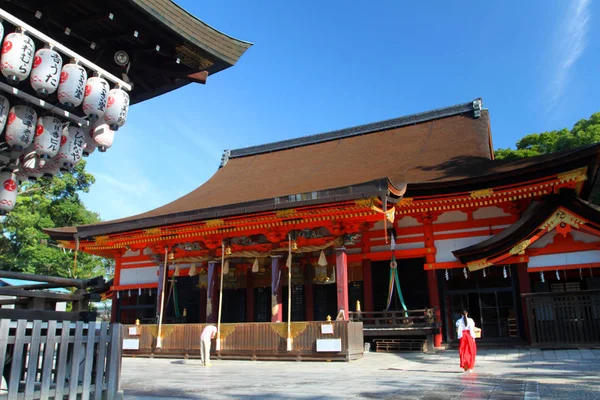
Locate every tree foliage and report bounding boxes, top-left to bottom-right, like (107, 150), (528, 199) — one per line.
(0, 160), (112, 279)
(494, 112), (600, 160)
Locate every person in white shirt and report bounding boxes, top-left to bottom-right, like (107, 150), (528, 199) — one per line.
(455, 310), (477, 372)
(200, 325), (218, 366)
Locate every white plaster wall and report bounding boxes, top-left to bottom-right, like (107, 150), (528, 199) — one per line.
(435, 236), (492, 262)
(120, 266), (158, 285)
(123, 249), (141, 258)
(434, 211), (468, 224)
(472, 206), (511, 220)
(397, 216), (420, 228)
(572, 231), (600, 243)
(529, 231), (556, 249)
(528, 250), (600, 268)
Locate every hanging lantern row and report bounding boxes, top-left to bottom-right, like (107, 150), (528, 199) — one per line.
(0, 22), (131, 216)
(0, 27), (129, 130)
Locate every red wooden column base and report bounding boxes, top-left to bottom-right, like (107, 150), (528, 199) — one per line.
(427, 270), (442, 348)
(336, 248), (349, 320)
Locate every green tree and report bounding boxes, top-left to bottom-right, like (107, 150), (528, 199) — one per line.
(494, 113), (600, 160)
(0, 160), (112, 279)
(494, 112), (600, 204)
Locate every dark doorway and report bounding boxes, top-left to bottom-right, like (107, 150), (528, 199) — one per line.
(254, 287), (271, 322)
(313, 284), (336, 321)
(222, 289), (246, 322)
(372, 258), (428, 311)
(283, 285), (306, 322)
(443, 265), (519, 341)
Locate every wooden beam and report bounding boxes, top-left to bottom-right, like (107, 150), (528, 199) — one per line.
(0, 270), (86, 288)
(0, 288), (85, 302)
(0, 308), (96, 322)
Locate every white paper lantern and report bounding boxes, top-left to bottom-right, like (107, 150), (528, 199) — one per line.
(82, 123), (97, 156)
(33, 116), (62, 159)
(5, 105), (37, 151)
(57, 62), (87, 109)
(0, 23), (3, 48)
(56, 125), (85, 169)
(20, 147), (43, 180)
(1, 32), (35, 84)
(30, 48), (63, 96)
(0, 170), (18, 215)
(91, 120), (115, 152)
(82, 76), (109, 120)
(0, 94), (10, 133)
(40, 156), (62, 178)
(104, 87), (129, 130)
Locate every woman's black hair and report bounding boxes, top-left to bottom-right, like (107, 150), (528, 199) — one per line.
(462, 309), (468, 327)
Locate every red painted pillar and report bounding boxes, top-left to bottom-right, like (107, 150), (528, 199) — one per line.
(271, 256), (283, 322)
(517, 263), (532, 342)
(206, 261), (218, 323)
(362, 259), (373, 312)
(111, 255), (122, 323)
(336, 248), (349, 320)
(246, 268), (254, 322)
(305, 262), (314, 321)
(427, 271), (442, 347)
(423, 214), (442, 347)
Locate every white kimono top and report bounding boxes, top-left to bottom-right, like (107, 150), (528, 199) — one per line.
(455, 317), (476, 339)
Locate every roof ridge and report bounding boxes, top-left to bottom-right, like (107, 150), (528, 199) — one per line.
(227, 98), (482, 159)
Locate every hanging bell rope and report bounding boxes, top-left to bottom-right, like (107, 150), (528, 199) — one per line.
(174, 264), (180, 277)
(386, 233), (407, 315)
(188, 263), (197, 277)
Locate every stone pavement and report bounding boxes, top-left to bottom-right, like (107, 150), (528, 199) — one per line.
(121, 348), (600, 399)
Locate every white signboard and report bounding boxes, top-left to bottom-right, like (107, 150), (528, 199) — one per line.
(316, 338), (342, 352)
(321, 324), (334, 334)
(128, 327), (139, 336)
(123, 339), (140, 350)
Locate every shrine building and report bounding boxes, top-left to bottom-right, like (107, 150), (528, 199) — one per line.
(46, 99), (600, 357)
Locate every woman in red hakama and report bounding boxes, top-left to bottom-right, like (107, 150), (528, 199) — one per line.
(456, 310), (477, 372)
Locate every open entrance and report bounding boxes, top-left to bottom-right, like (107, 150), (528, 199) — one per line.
(443, 265), (520, 342)
(372, 258), (428, 311)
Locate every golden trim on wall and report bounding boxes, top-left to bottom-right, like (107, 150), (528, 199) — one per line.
(470, 189), (494, 199)
(269, 322), (308, 339)
(509, 239), (530, 255)
(541, 209), (586, 232)
(275, 209), (297, 218)
(466, 259), (493, 272)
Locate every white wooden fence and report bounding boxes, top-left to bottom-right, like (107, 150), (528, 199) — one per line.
(0, 320), (123, 400)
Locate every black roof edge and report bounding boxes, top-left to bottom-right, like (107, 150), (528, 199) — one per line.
(69, 178), (391, 240)
(228, 99), (483, 159)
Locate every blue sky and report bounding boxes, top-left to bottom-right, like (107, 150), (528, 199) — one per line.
(81, 0), (599, 222)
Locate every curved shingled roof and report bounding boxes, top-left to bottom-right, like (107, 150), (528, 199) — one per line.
(45, 99), (600, 240)
(452, 190), (600, 265)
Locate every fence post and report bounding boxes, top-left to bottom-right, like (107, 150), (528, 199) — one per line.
(524, 295), (537, 345)
(104, 324), (123, 400)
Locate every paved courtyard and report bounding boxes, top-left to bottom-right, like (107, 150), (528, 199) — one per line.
(121, 348), (600, 399)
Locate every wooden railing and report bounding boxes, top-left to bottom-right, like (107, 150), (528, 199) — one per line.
(122, 321), (364, 361)
(524, 290), (600, 347)
(0, 320), (123, 400)
(349, 308), (438, 329)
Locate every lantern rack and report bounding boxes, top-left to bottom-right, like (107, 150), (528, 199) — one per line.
(0, 8), (132, 91)
(0, 81), (89, 127)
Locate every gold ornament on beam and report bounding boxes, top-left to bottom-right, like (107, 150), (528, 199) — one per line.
(509, 239), (531, 256)
(466, 259), (493, 272)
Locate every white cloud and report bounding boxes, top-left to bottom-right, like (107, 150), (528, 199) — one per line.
(546, 0), (590, 111)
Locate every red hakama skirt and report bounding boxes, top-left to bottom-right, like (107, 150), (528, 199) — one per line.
(459, 331), (477, 370)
